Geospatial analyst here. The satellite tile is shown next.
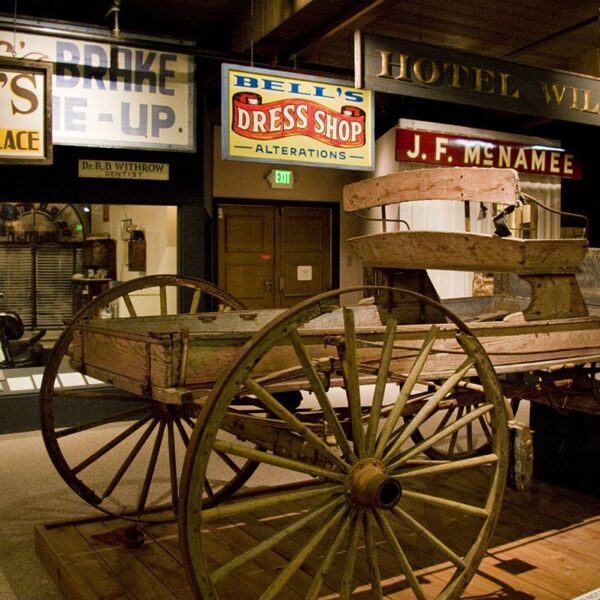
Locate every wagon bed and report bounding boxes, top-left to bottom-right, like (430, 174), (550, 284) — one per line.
(69, 304), (600, 405)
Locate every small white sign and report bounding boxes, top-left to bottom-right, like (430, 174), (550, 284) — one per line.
(297, 265), (313, 281)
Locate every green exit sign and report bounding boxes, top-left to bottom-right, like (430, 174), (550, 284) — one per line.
(268, 169), (294, 189)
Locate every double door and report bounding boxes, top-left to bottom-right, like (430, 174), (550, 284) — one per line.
(218, 204), (332, 309)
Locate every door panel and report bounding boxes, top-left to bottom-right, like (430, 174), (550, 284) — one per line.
(279, 206), (331, 307)
(218, 206), (275, 308)
(218, 204), (331, 309)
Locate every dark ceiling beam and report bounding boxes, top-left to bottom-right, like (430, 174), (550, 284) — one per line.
(229, 0), (316, 54)
(505, 9), (600, 57)
(289, 0), (388, 60)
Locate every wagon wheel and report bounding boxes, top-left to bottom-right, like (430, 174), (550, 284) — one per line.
(180, 286), (509, 600)
(40, 274), (260, 523)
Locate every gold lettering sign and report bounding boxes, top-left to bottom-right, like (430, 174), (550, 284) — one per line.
(78, 159), (170, 180)
(357, 32), (600, 127)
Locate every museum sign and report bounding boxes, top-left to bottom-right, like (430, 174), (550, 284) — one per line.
(356, 32), (600, 127)
(222, 63), (374, 170)
(0, 58), (52, 164)
(0, 29), (195, 151)
(396, 129), (582, 179)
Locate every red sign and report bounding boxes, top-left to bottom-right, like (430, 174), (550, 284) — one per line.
(396, 129), (582, 179)
(232, 92), (366, 148)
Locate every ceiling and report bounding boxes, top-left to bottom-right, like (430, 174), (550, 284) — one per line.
(4, 0), (600, 132)
(8, 0), (600, 71)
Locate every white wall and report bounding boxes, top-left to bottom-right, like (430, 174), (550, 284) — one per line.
(90, 204), (178, 315)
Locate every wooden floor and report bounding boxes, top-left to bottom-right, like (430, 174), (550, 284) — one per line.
(35, 477), (600, 600)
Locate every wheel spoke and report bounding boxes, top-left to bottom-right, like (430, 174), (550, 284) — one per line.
(175, 418), (191, 447)
(432, 406), (456, 435)
(478, 413), (493, 445)
(55, 405), (151, 439)
(374, 509), (426, 600)
(375, 326), (440, 458)
(394, 453), (499, 480)
(363, 511), (383, 598)
(305, 510), (353, 600)
(338, 308), (366, 457)
(446, 407), (465, 456)
(211, 495), (344, 584)
(215, 449), (243, 475)
(167, 421), (178, 511)
(288, 329), (357, 463)
(137, 420), (166, 514)
(72, 414), (154, 474)
(203, 477), (215, 499)
(100, 417), (160, 499)
(212, 439), (345, 482)
(244, 377), (350, 472)
(259, 503), (347, 600)
(159, 285), (167, 314)
(388, 404), (494, 469)
(122, 293), (137, 317)
(465, 407), (474, 453)
(189, 288), (201, 313)
(202, 482), (343, 522)
(382, 357), (475, 463)
(339, 512), (361, 599)
(365, 316), (397, 454)
(401, 489), (490, 518)
(391, 505), (467, 569)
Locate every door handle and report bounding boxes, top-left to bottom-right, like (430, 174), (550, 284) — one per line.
(264, 280), (273, 293)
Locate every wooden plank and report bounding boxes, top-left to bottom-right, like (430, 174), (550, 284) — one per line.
(347, 230), (588, 273)
(343, 167), (521, 212)
(77, 520), (177, 599)
(37, 481), (600, 600)
(34, 522), (135, 600)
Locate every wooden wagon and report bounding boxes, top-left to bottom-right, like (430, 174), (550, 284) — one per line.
(39, 168), (600, 599)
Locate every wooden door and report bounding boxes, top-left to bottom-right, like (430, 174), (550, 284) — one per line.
(218, 204), (331, 309)
(278, 206), (331, 308)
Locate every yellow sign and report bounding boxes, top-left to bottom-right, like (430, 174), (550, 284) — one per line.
(222, 64), (374, 170)
(78, 159), (169, 180)
(0, 58), (52, 163)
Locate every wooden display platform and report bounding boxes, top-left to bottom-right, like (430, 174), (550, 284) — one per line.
(35, 476), (600, 600)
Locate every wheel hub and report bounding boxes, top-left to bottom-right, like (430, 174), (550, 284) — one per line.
(346, 458), (402, 509)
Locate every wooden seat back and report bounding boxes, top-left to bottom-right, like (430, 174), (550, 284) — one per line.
(343, 167), (521, 213)
(343, 167), (589, 320)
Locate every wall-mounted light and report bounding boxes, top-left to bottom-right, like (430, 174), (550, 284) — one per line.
(105, 0), (122, 39)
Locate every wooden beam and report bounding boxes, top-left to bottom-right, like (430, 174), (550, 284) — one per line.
(344, 167), (521, 212)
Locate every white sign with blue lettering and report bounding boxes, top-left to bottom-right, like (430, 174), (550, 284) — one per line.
(0, 31), (195, 151)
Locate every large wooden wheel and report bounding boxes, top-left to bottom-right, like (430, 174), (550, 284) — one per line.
(179, 286), (509, 600)
(40, 275), (259, 522)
